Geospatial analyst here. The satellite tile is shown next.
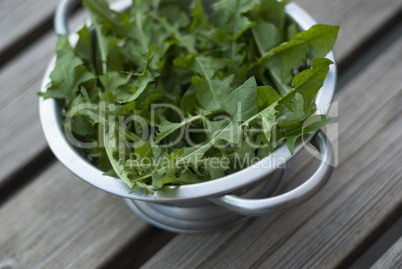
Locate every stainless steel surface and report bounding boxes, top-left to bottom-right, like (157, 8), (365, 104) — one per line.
(125, 169), (283, 233)
(209, 131), (334, 216)
(40, 0), (337, 231)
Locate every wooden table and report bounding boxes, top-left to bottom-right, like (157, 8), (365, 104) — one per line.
(1, 0), (401, 268)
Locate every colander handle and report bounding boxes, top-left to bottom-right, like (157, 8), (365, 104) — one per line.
(209, 131), (335, 216)
(54, 0), (81, 35)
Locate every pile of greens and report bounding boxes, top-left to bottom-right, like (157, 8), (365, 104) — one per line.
(40, 0), (339, 193)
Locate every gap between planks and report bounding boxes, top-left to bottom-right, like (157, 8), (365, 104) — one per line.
(0, 0), (401, 215)
(1, 0), (401, 208)
(0, 0), (83, 70)
(0, 162), (150, 268)
(0, 0), (402, 268)
(0, 7), (90, 205)
(370, 235), (402, 269)
(351, 217), (402, 269)
(0, 0), (58, 58)
(142, 97), (402, 269)
(139, 32), (402, 269)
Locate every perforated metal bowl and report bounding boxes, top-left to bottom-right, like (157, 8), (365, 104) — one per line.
(40, 0), (336, 233)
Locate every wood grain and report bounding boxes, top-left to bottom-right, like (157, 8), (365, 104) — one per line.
(140, 33), (402, 269)
(371, 237), (402, 269)
(0, 161), (149, 268)
(0, 0), (400, 190)
(0, 33), (55, 187)
(294, 0), (402, 62)
(0, 8), (90, 188)
(0, 0), (59, 55)
(0, 1), (401, 267)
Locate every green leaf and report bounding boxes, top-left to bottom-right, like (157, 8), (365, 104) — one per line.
(213, 0), (259, 63)
(153, 15), (196, 53)
(231, 15), (257, 40)
(68, 90), (101, 124)
(277, 58), (333, 123)
(129, 0), (151, 52)
(75, 26), (94, 66)
(257, 86), (279, 111)
(193, 75), (233, 112)
(180, 86), (197, 116)
(129, 132), (153, 159)
(260, 103), (277, 143)
(40, 42), (95, 99)
(103, 121), (134, 188)
(212, 0), (259, 15)
(190, 0), (209, 31)
(249, 0), (287, 47)
(99, 71), (131, 92)
(54, 34), (72, 52)
(124, 48), (156, 102)
(156, 15), (233, 113)
(251, 21), (281, 54)
(282, 114), (331, 154)
(248, 0), (286, 31)
(223, 76), (258, 121)
(259, 39), (309, 92)
(294, 24), (340, 58)
(202, 157), (228, 179)
(152, 168), (203, 189)
(173, 54), (229, 78)
(177, 114), (240, 167)
(286, 21), (298, 41)
(198, 28), (231, 53)
(258, 23), (338, 94)
(40, 0), (339, 192)
(83, 0), (128, 36)
(291, 58), (333, 110)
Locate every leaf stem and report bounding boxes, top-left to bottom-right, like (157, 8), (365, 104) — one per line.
(152, 15), (222, 109)
(267, 69), (289, 95)
(242, 100), (278, 126)
(251, 28), (289, 95)
(103, 121), (134, 188)
(92, 16), (107, 74)
(155, 114), (210, 144)
(231, 0), (240, 61)
(134, 1), (148, 52)
(85, 0), (123, 27)
(129, 118), (235, 181)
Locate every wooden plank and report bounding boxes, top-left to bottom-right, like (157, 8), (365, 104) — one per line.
(140, 34), (402, 269)
(294, 0), (402, 62)
(1, 0), (400, 62)
(0, 1), (401, 265)
(371, 237), (402, 269)
(0, 0), (59, 55)
(0, 161), (150, 268)
(0, 33), (55, 187)
(0, 8), (90, 188)
(0, 0), (400, 189)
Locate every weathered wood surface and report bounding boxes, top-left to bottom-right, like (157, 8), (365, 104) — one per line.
(0, 0), (400, 187)
(0, 161), (149, 268)
(371, 236), (402, 269)
(141, 33), (402, 269)
(0, 0), (402, 194)
(0, 0), (401, 268)
(294, 0), (402, 62)
(0, 7), (89, 188)
(0, 33), (54, 188)
(0, 0), (59, 55)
